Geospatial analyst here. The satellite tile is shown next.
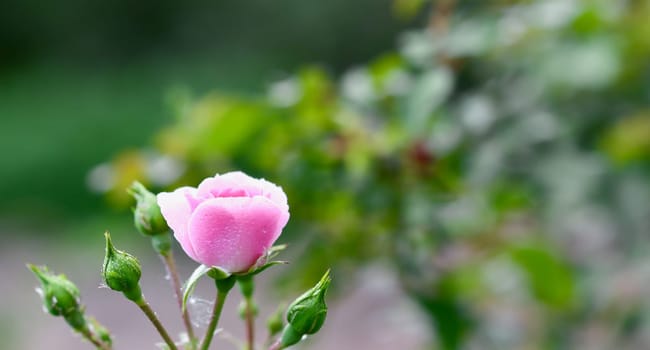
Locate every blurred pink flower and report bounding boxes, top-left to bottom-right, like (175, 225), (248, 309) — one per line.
(157, 171), (290, 273)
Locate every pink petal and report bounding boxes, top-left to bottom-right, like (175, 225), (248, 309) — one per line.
(258, 178), (289, 212)
(197, 172), (289, 212)
(187, 196), (290, 273)
(197, 171), (263, 198)
(157, 187), (200, 260)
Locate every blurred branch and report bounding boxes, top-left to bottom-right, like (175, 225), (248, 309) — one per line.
(428, 0), (456, 34)
(428, 0), (458, 68)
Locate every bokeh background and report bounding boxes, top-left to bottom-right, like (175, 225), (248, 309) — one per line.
(2, 0), (650, 349)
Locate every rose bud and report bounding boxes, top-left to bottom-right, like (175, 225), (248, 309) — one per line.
(281, 270), (331, 347)
(157, 171), (290, 274)
(128, 181), (169, 236)
(27, 264), (87, 331)
(267, 304), (285, 337)
(238, 299), (259, 319)
(102, 231), (143, 302)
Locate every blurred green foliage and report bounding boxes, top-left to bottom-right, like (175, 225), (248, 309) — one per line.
(0, 0), (404, 66)
(20, 0), (650, 348)
(0, 0), (408, 220)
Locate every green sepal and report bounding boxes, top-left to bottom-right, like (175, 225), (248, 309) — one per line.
(251, 260), (289, 276)
(280, 324), (304, 348)
(237, 244), (289, 278)
(182, 265), (210, 312)
(207, 266), (231, 280)
(182, 265), (231, 312)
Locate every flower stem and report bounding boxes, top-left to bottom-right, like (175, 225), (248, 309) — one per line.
(244, 297), (255, 350)
(136, 298), (178, 350)
(80, 327), (112, 350)
(200, 277), (235, 350)
(238, 276), (256, 350)
(161, 251), (197, 348)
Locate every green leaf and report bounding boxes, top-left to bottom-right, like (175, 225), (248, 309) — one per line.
(393, 0), (429, 20)
(405, 68), (453, 135)
(510, 245), (575, 309)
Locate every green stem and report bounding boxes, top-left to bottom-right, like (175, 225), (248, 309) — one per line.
(238, 276), (256, 350)
(161, 252), (197, 348)
(80, 327), (111, 350)
(136, 298), (178, 350)
(244, 297), (255, 350)
(200, 282), (231, 350)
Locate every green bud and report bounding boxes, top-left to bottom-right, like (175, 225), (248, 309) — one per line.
(28, 264), (81, 316)
(102, 231), (143, 302)
(128, 181), (169, 236)
(267, 304), (285, 337)
(28, 264), (87, 331)
(238, 299), (259, 319)
(284, 270), (331, 339)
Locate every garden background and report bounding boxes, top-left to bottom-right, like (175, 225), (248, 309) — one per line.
(1, 1), (650, 349)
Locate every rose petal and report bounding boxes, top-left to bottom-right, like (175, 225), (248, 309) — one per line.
(196, 172), (289, 212)
(157, 187), (200, 260)
(196, 171), (262, 198)
(187, 196), (290, 272)
(197, 175), (246, 198)
(258, 178), (289, 212)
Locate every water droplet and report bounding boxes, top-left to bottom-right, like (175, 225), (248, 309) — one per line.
(188, 297), (214, 328)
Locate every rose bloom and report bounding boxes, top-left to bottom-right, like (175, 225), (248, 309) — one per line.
(157, 171), (290, 273)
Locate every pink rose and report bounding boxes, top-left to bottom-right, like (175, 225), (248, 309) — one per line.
(157, 171), (290, 273)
